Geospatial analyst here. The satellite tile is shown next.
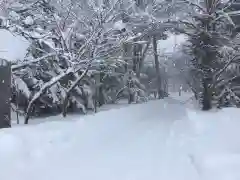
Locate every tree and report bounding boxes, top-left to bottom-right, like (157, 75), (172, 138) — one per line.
(177, 0), (240, 110)
(4, 0), (132, 121)
(1, 0), (182, 123)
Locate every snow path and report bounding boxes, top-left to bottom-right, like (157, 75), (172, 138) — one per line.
(1, 97), (199, 180)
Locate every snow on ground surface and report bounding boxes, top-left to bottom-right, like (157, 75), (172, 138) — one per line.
(1, 93), (240, 180)
(11, 99), (137, 125)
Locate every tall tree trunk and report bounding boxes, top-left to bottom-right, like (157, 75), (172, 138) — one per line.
(163, 67), (168, 97)
(136, 45), (142, 78)
(137, 43), (150, 78)
(202, 77), (212, 110)
(133, 44), (138, 74)
(122, 43), (128, 73)
(92, 71), (105, 113)
(127, 74), (134, 104)
(152, 35), (163, 99)
(133, 43), (142, 77)
(97, 71), (105, 107)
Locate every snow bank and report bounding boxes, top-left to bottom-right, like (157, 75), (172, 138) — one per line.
(0, 29), (29, 62)
(175, 108), (240, 180)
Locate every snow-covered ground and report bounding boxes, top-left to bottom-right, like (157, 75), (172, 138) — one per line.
(1, 93), (240, 180)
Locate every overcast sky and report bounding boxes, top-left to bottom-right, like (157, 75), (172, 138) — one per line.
(158, 33), (187, 54)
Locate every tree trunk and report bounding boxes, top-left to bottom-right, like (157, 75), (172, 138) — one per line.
(194, 92), (198, 100)
(97, 71), (105, 107)
(122, 43), (128, 73)
(127, 76), (134, 104)
(133, 43), (142, 78)
(128, 91), (134, 104)
(133, 44), (137, 73)
(136, 45), (142, 78)
(152, 35), (163, 99)
(163, 67), (168, 97)
(137, 43), (150, 78)
(202, 77), (212, 110)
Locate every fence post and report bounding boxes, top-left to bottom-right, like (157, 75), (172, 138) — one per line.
(0, 59), (11, 128)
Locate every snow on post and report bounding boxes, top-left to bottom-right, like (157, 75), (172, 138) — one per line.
(0, 58), (11, 128)
(0, 29), (29, 128)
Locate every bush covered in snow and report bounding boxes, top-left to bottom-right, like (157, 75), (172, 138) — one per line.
(2, 0), (240, 124)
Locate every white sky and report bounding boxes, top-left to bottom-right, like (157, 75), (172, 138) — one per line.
(158, 33), (187, 54)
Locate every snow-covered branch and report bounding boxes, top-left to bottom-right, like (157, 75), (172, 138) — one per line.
(24, 67), (74, 124)
(11, 53), (56, 71)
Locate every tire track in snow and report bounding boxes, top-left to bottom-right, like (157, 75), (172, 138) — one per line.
(96, 97), (200, 180)
(164, 96), (201, 180)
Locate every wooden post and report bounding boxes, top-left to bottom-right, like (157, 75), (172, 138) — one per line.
(0, 59), (11, 128)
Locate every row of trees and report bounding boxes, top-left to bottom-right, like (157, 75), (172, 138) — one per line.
(2, 0), (183, 124)
(1, 0), (240, 126)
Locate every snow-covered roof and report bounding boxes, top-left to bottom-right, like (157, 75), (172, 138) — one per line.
(0, 29), (29, 63)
